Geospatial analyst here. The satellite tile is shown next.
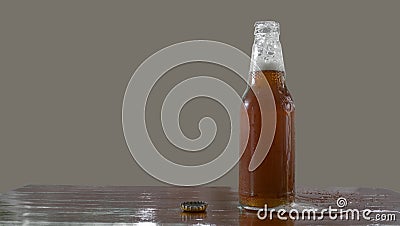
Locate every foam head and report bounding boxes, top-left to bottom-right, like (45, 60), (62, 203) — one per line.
(252, 21), (285, 72)
(254, 21), (280, 37)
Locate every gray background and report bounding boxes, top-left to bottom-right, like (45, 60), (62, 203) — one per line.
(1, 0), (399, 193)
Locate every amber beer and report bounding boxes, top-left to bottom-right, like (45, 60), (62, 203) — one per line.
(239, 21), (295, 209)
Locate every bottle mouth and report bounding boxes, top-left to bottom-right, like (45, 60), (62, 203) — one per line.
(254, 21), (280, 36)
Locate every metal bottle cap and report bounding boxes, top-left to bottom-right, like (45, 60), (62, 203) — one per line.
(180, 201), (208, 212)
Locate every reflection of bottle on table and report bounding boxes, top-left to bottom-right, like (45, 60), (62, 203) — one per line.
(239, 212), (295, 226)
(240, 21), (295, 209)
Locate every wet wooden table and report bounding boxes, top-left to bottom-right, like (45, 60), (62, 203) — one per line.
(0, 185), (399, 225)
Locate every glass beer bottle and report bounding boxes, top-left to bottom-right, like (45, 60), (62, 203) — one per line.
(239, 21), (295, 209)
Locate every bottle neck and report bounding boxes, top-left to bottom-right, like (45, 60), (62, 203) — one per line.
(250, 34), (285, 72)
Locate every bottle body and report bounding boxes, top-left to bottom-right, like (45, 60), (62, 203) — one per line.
(239, 21), (295, 209)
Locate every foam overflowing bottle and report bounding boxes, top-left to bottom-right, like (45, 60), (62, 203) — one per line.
(239, 21), (295, 210)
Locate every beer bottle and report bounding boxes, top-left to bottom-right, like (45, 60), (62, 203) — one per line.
(239, 21), (295, 210)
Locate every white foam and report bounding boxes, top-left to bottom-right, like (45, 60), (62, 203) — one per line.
(255, 59), (285, 71)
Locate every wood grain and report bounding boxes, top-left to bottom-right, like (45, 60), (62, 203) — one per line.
(0, 185), (399, 225)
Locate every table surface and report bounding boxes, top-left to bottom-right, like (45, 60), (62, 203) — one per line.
(0, 185), (399, 225)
